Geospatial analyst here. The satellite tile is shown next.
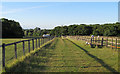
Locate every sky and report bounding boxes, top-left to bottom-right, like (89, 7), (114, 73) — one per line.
(1, 2), (118, 29)
(1, 0), (120, 2)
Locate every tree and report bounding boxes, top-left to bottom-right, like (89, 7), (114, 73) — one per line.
(1, 18), (24, 38)
(103, 26), (117, 36)
(50, 22), (120, 36)
(61, 26), (68, 36)
(33, 27), (41, 36)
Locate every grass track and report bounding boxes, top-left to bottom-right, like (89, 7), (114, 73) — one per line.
(5, 37), (118, 72)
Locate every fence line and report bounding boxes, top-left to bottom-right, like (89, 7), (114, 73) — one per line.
(0, 36), (54, 68)
(67, 36), (120, 49)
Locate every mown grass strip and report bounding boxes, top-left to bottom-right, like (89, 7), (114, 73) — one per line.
(67, 37), (118, 72)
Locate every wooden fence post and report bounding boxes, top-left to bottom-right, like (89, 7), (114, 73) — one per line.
(98, 37), (100, 43)
(41, 38), (42, 45)
(91, 37), (92, 44)
(2, 43), (5, 67)
(36, 38), (37, 48)
(43, 37), (44, 44)
(40, 38), (41, 45)
(115, 39), (117, 49)
(106, 38), (108, 47)
(95, 37), (96, 43)
(101, 38), (104, 46)
(41, 38), (43, 45)
(88, 37), (89, 42)
(23, 41), (25, 55)
(32, 39), (34, 50)
(97, 37), (98, 44)
(112, 38), (113, 49)
(28, 40), (30, 53)
(14, 43), (17, 59)
(85, 36), (86, 41)
(38, 38), (40, 47)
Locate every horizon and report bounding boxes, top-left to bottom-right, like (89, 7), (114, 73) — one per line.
(1, 18), (119, 30)
(1, 2), (118, 29)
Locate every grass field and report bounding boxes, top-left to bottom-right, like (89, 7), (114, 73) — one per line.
(1, 38), (49, 67)
(4, 37), (118, 72)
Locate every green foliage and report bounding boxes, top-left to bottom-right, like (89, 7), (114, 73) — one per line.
(24, 27), (52, 37)
(50, 23), (120, 36)
(2, 18), (120, 37)
(1, 18), (24, 38)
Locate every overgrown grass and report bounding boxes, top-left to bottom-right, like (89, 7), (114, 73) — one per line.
(1, 38), (49, 67)
(4, 37), (119, 72)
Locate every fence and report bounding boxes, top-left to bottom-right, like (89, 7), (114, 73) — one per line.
(67, 36), (120, 49)
(0, 36), (54, 68)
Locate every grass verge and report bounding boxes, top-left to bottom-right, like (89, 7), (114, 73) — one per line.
(3, 38), (55, 72)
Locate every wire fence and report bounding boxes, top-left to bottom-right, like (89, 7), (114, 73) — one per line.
(0, 36), (54, 68)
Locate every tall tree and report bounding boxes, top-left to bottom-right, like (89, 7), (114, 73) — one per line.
(1, 18), (24, 38)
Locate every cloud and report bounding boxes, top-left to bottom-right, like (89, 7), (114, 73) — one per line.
(2, 5), (50, 14)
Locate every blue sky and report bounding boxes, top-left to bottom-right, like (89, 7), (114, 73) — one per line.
(1, 2), (118, 29)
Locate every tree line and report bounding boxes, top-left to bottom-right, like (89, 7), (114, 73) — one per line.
(24, 27), (51, 37)
(1, 18), (120, 38)
(50, 23), (120, 36)
(1, 18), (51, 38)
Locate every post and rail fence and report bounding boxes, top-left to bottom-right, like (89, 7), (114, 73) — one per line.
(0, 36), (54, 68)
(67, 36), (120, 49)
(1, 36), (119, 69)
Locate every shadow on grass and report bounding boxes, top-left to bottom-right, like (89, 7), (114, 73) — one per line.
(5, 39), (58, 72)
(43, 38), (58, 50)
(67, 39), (118, 73)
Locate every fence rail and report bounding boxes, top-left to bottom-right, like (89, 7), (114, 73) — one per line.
(1, 36), (54, 68)
(67, 36), (120, 49)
